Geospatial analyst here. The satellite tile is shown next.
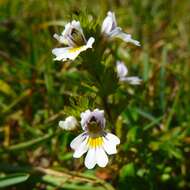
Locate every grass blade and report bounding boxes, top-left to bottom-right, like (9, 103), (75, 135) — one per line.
(0, 173), (29, 188)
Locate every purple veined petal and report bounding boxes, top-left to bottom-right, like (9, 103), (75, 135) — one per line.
(101, 13), (113, 34)
(71, 20), (85, 40)
(109, 27), (122, 38)
(92, 109), (106, 128)
(70, 132), (87, 150)
(80, 110), (92, 130)
(73, 136), (89, 158)
(101, 11), (117, 35)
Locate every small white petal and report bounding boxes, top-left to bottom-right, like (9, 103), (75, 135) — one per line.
(101, 11), (140, 46)
(84, 148), (96, 169)
(105, 133), (120, 145)
(71, 20), (84, 37)
(101, 11), (117, 34)
(86, 37), (95, 48)
(96, 147), (108, 168)
(70, 133), (86, 150)
(53, 33), (68, 44)
(59, 116), (78, 131)
(103, 136), (118, 155)
(80, 110), (91, 119)
(103, 133), (120, 155)
(80, 110), (92, 130)
(116, 61), (128, 78)
(116, 32), (140, 46)
(80, 109), (106, 130)
(109, 27), (122, 38)
(73, 137), (88, 158)
(59, 121), (65, 128)
(122, 77), (142, 85)
(62, 23), (71, 36)
(101, 15), (113, 34)
(52, 46), (83, 61)
(52, 47), (70, 61)
(92, 109), (106, 128)
(52, 37), (94, 62)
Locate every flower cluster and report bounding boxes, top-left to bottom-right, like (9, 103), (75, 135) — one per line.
(54, 11), (141, 169)
(59, 109), (120, 169)
(52, 12), (140, 71)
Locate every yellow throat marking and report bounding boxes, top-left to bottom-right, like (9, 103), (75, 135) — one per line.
(88, 137), (103, 148)
(69, 46), (84, 53)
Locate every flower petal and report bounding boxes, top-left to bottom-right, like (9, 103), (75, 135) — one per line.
(59, 116), (77, 131)
(73, 137), (88, 158)
(70, 132), (87, 150)
(52, 46), (83, 61)
(86, 37), (95, 48)
(71, 20), (84, 38)
(80, 110), (92, 130)
(62, 22), (71, 36)
(84, 148), (96, 169)
(103, 136), (117, 155)
(101, 16), (113, 34)
(105, 133), (120, 145)
(96, 147), (108, 167)
(116, 61), (128, 78)
(59, 120), (67, 129)
(52, 36), (94, 62)
(52, 47), (70, 61)
(116, 32), (140, 46)
(53, 33), (68, 44)
(92, 109), (106, 129)
(101, 11), (117, 34)
(122, 77), (142, 85)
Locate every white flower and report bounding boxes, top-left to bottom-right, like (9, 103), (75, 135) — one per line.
(116, 61), (141, 85)
(70, 109), (120, 169)
(52, 20), (95, 61)
(101, 11), (140, 46)
(59, 116), (78, 131)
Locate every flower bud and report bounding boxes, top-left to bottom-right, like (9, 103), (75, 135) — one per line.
(59, 116), (78, 131)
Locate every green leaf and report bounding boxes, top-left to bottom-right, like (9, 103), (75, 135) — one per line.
(42, 175), (105, 190)
(4, 132), (54, 152)
(143, 116), (164, 130)
(2, 89), (31, 114)
(0, 173), (29, 188)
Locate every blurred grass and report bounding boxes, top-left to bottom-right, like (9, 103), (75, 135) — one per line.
(0, 0), (190, 189)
